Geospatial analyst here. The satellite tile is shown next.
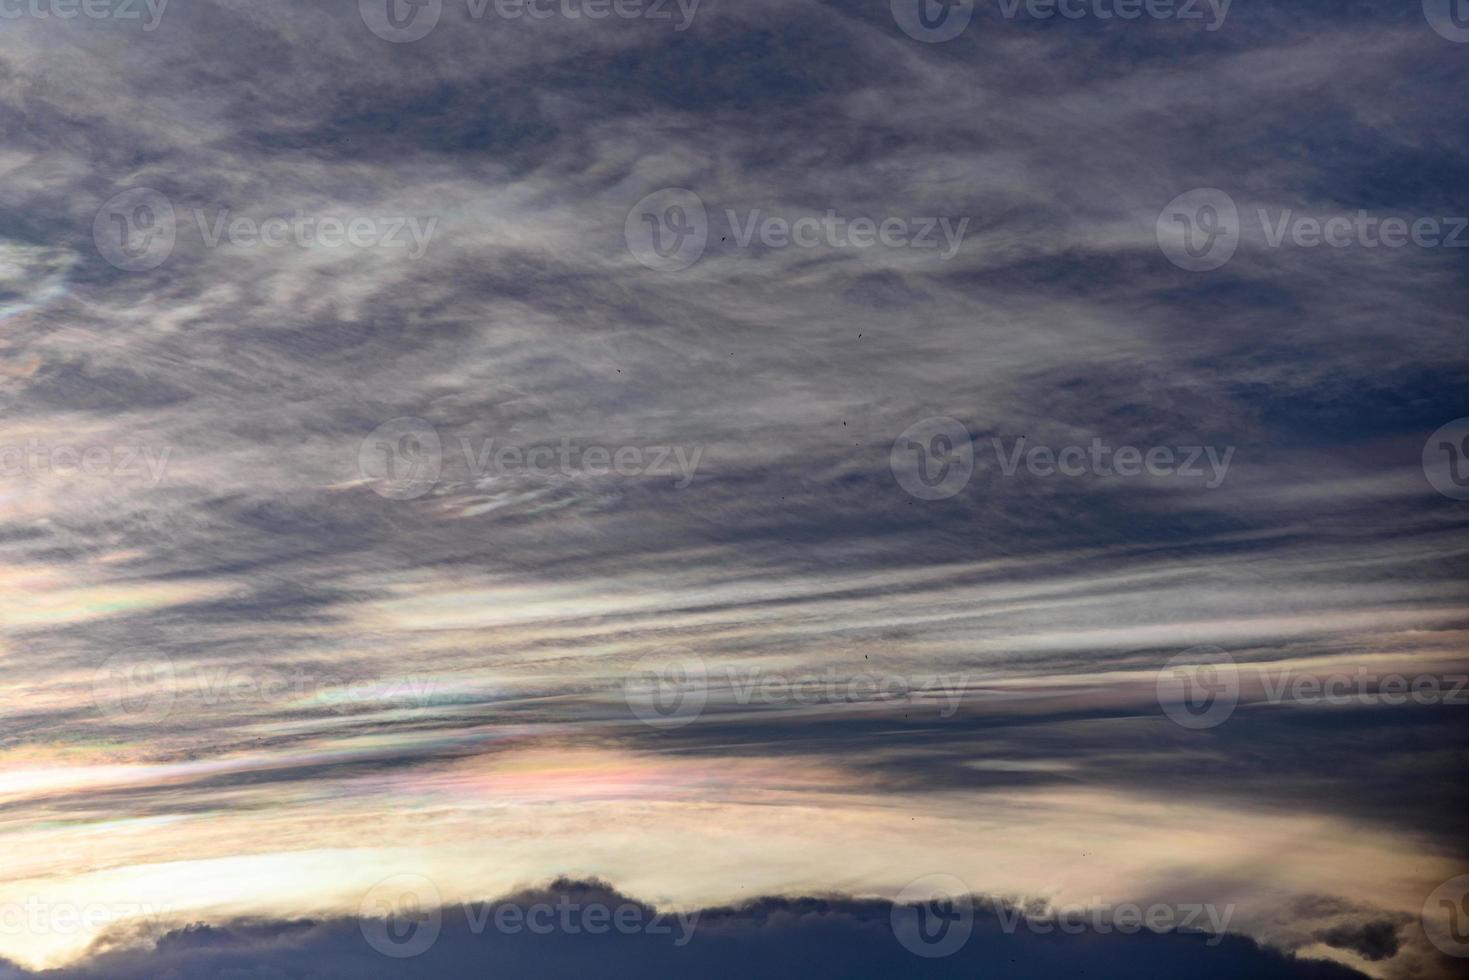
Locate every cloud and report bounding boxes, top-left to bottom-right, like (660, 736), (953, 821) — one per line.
(0, 1), (1464, 979)
(6, 880), (1377, 980)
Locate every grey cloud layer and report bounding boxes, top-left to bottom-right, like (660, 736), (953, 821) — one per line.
(0, 0), (1465, 977)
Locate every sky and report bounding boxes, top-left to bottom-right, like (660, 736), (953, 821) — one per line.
(0, 0), (1467, 977)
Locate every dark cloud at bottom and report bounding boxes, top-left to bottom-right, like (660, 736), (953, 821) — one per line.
(7, 880), (1379, 980)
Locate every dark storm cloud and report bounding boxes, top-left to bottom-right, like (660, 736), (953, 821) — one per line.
(1319, 920), (1406, 962)
(1, 880), (1373, 980)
